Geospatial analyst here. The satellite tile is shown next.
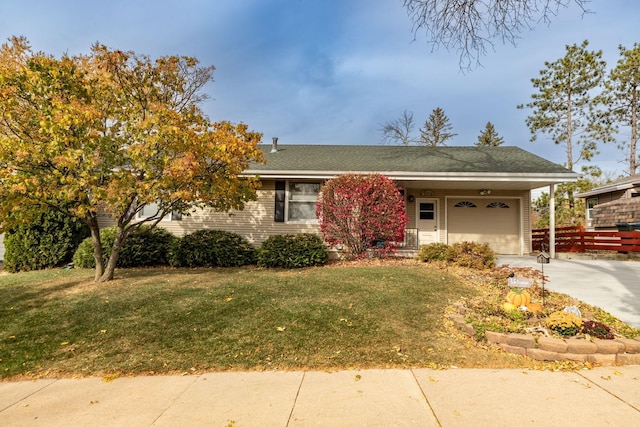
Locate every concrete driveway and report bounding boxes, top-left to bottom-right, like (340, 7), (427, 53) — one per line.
(498, 255), (640, 329)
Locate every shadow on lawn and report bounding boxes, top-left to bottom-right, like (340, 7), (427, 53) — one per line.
(1, 277), (91, 309)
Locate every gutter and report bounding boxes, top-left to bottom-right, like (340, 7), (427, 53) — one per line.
(243, 170), (579, 183)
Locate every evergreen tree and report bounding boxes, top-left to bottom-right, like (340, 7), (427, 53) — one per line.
(532, 166), (603, 228)
(475, 121), (504, 146)
(605, 43), (640, 176)
(419, 107), (457, 146)
(518, 40), (614, 215)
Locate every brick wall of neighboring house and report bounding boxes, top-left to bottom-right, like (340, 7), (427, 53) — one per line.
(592, 198), (640, 229)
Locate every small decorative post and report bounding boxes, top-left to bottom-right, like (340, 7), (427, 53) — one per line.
(537, 251), (551, 305)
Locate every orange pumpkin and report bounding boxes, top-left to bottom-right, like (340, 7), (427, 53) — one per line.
(526, 302), (543, 313)
(506, 289), (531, 307)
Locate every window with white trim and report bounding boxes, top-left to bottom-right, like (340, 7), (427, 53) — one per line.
(137, 202), (182, 221)
(287, 182), (321, 222)
(586, 198), (598, 222)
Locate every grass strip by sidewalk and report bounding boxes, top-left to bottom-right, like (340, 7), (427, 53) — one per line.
(1, 264), (542, 379)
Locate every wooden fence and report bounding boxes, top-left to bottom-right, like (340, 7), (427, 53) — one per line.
(532, 226), (640, 253)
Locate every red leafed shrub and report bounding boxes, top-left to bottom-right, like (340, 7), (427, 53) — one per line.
(316, 174), (408, 258)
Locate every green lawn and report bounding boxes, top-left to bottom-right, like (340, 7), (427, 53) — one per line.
(1, 264), (544, 379)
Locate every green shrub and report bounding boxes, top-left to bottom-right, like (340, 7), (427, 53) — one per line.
(72, 237), (98, 269)
(468, 319), (505, 341)
(118, 227), (175, 268)
(4, 210), (89, 272)
(417, 243), (450, 262)
(257, 233), (328, 268)
(168, 229), (256, 267)
(73, 226), (174, 269)
(445, 241), (496, 270)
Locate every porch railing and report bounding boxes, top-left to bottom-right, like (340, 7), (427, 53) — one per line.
(397, 228), (419, 250)
(532, 226), (640, 253)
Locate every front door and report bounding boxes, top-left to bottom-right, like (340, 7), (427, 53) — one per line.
(417, 198), (439, 245)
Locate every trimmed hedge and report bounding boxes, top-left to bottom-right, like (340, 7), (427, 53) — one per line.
(168, 229), (256, 267)
(417, 243), (450, 262)
(257, 233), (328, 268)
(417, 241), (496, 270)
(4, 210), (89, 272)
(73, 226), (174, 268)
(446, 241), (496, 269)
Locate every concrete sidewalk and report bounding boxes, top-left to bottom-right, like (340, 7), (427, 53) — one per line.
(1, 367), (639, 426)
(498, 256), (640, 329)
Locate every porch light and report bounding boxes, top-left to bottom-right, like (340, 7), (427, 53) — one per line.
(479, 189), (491, 196)
(407, 195), (415, 202)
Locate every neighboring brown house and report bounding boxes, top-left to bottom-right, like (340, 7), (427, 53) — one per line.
(577, 174), (640, 230)
(95, 143), (577, 256)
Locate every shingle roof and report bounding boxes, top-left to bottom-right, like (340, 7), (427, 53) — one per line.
(248, 145), (574, 175)
(576, 173), (640, 198)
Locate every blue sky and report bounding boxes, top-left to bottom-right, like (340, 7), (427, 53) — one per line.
(1, 0), (638, 180)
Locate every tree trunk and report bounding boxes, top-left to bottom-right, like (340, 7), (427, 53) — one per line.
(96, 224), (128, 283)
(566, 90), (575, 211)
(631, 89), (637, 175)
(87, 214), (105, 282)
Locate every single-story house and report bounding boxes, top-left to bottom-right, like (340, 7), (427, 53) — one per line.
(0, 143), (578, 261)
(96, 143), (577, 256)
(577, 173), (640, 230)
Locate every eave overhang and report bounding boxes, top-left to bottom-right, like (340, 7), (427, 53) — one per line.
(243, 169), (579, 191)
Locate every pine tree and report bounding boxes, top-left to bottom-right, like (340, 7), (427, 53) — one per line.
(518, 40), (614, 217)
(605, 43), (640, 176)
(475, 122), (504, 146)
(419, 107), (457, 146)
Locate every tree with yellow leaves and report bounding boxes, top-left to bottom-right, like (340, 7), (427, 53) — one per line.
(0, 37), (263, 282)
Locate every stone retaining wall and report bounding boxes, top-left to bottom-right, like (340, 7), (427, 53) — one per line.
(449, 313), (640, 365)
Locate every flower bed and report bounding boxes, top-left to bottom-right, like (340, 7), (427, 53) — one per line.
(450, 307), (640, 365)
(447, 264), (640, 365)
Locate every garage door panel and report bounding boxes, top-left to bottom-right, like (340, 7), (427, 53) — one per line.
(448, 198), (519, 254)
(448, 233), (519, 251)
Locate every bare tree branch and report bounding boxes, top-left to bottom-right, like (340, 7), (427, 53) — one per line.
(379, 109), (416, 145)
(403, 0), (591, 71)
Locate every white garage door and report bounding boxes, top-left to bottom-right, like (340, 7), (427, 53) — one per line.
(447, 198), (520, 254)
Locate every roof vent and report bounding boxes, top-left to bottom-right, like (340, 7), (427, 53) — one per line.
(271, 137), (278, 153)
